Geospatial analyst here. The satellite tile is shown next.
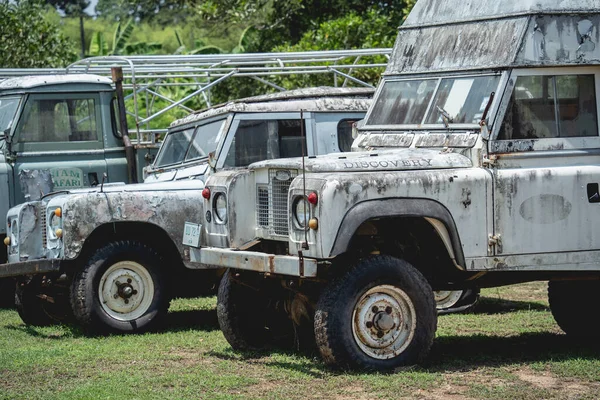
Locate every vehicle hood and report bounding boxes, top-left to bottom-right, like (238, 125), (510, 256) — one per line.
(247, 148), (472, 173)
(44, 178), (204, 199)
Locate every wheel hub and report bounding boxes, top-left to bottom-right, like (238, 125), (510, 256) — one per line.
(352, 285), (417, 360)
(99, 261), (154, 321)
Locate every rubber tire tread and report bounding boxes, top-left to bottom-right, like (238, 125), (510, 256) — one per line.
(217, 270), (268, 350)
(70, 240), (169, 335)
(15, 280), (56, 327)
(314, 255), (437, 371)
(0, 278), (16, 309)
(548, 280), (600, 338)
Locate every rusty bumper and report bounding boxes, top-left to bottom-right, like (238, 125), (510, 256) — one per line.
(190, 247), (318, 277)
(0, 259), (61, 279)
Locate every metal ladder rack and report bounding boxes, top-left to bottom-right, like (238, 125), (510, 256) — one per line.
(0, 49), (391, 140)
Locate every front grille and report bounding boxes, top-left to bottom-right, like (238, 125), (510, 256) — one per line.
(40, 207), (47, 249)
(257, 186), (269, 228)
(256, 169), (297, 237)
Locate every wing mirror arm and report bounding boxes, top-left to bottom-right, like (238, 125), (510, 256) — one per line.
(1, 128), (14, 157)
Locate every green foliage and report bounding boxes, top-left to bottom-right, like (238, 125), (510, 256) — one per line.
(96, 0), (191, 24)
(0, 0), (77, 68)
(256, 0), (415, 51)
(87, 19), (163, 56)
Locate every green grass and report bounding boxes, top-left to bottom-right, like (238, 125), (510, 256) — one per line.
(1, 283), (599, 399)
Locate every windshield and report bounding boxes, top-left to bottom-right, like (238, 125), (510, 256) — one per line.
(154, 119), (225, 168)
(0, 96), (21, 137)
(366, 75), (500, 127)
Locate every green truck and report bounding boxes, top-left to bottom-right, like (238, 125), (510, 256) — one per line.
(0, 73), (159, 305)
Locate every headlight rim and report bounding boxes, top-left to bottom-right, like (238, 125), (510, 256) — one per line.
(213, 192), (228, 224)
(293, 196), (310, 230)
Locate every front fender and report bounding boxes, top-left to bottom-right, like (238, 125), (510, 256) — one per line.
(330, 198), (466, 268)
(61, 189), (204, 260)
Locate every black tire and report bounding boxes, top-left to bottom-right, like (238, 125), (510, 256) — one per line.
(0, 278), (16, 308)
(15, 278), (57, 327)
(314, 255), (437, 371)
(217, 269), (295, 350)
(70, 241), (169, 335)
(548, 280), (600, 338)
(217, 270), (270, 350)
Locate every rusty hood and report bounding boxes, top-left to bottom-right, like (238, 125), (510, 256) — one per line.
(247, 149), (472, 173)
(43, 178), (204, 200)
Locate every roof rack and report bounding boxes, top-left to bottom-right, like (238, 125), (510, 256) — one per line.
(0, 49), (390, 141)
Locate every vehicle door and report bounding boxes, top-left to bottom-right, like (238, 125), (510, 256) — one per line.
(216, 112), (315, 169)
(312, 112), (366, 154)
(11, 93), (108, 203)
(489, 67), (600, 258)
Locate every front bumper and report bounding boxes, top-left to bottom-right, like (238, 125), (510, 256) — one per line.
(0, 259), (61, 279)
(190, 247), (318, 277)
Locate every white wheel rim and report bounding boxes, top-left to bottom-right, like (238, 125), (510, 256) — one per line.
(99, 261), (154, 321)
(434, 290), (463, 310)
(352, 285), (417, 360)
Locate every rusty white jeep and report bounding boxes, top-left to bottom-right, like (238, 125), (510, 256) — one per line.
(190, 0), (600, 370)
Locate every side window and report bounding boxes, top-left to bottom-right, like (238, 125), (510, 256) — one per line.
(224, 119), (305, 168)
(498, 74), (598, 140)
(16, 97), (98, 143)
(337, 119), (360, 152)
(110, 97), (122, 138)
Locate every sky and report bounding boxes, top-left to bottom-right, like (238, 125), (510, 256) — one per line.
(84, 0), (98, 16)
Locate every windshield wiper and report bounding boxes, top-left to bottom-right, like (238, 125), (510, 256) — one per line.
(436, 106), (453, 128)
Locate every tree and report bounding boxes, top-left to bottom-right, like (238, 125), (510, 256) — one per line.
(47, 0), (90, 58)
(96, 0), (191, 24)
(257, 0), (416, 51)
(0, 0), (77, 68)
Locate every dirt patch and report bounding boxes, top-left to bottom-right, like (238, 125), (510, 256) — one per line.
(515, 370), (557, 389)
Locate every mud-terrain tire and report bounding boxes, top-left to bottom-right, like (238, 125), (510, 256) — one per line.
(70, 241), (168, 335)
(314, 255), (437, 371)
(15, 278), (57, 326)
(0, 278), (16, 308)
(435, 288), (480, 315)
(217, 269), (272, 350)
(548, 280), (600, 338)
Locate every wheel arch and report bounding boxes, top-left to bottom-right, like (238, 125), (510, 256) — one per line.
(330, 198), (466, 270)
(75, 221), (185, 272)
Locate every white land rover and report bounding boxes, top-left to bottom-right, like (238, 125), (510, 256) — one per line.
(189, 0), (600, 370)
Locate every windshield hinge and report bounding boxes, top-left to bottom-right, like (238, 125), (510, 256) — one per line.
(482, 154), (497, 168)
(488, 234), (502, 254)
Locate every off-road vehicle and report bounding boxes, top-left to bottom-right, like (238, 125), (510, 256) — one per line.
(192, 0), (600, 370)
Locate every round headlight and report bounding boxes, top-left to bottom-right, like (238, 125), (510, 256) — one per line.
(50, 213), (61, 230)
(214, 193), (227, 223)
(294, 197), (310, 229)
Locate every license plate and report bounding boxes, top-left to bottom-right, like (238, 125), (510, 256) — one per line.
(183, 222), (201, 247)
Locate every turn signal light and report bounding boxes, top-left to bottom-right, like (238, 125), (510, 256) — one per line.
(309, 218), (319, 230)
(3, 236), (10, 246)
(308, 192), (318, 205)
(55, 229), (63, 238)
(202, 187), (211, 199)
(54, 207), (62, 218)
